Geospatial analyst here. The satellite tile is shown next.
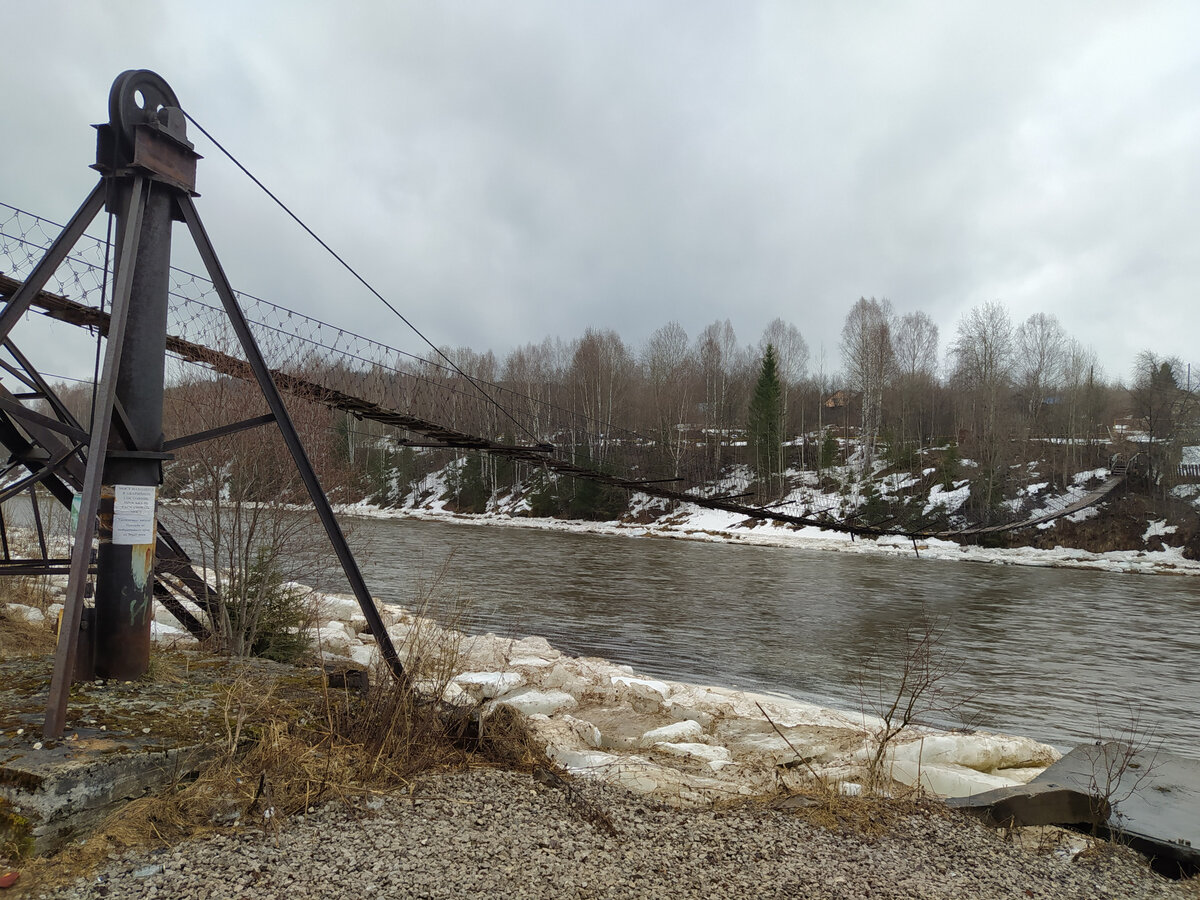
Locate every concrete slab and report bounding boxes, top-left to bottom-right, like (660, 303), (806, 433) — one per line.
(0, 652), (278, 856)
(0, 732), (212, 854)
(947, 782), (1108, 828)
(1032, 742), (1200, 877)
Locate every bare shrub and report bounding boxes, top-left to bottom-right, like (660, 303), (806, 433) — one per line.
(1085, 709), (1163, 837)
(856, 613), (971, 792)
(161, 372), (356, 662)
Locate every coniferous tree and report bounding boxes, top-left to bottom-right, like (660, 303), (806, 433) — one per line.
(748, 344), (785, 496)
(819, 428), (839, 472)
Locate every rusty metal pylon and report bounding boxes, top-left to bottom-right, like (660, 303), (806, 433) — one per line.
(0, 70), (408, 738)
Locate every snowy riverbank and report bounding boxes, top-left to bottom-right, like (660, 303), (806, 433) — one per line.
(334, 498), (1200, 579)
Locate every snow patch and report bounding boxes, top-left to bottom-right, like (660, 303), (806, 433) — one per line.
(1143, 520), (1178, 542)
(923, 482), (969, 515)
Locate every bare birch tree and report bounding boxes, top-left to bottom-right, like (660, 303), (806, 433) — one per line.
(569, 328), (631, 466)
(951, 300), (1015, 516)
(695, 319), (742, 477)
(1014, 312), (1068, 433)
(643, 321), (694, 475)
(891, 310), (939, 453)
(840, 297), (894, 471)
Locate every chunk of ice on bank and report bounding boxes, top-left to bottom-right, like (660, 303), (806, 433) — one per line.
(666, 685), (872, 731)
(546, 746), (624, 773)
(886, 732), (1060, 774)
(509, 635), (561, 660)
(508, 656), (555, 668)
(561, 714), (602, 748)
(348, 643), (378, 669)
(639, 720), (704, 747)
(611, 675), (671, 700)
(651, 741), (732, 770)
(315, 620), (356, 657)
(313, 592), (362, 625)
(412, 679), (471, 706)
(888, 760), (1023, 798)
(454, 671), (525, 699)
(5, 603), (44, 624)
(150, 620), (193, 643)
(490, 688), (577, 717)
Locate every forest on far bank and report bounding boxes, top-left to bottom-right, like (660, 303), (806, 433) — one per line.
(48, 295), (1200, 536)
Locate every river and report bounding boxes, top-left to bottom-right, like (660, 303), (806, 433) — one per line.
(339, 514), (1199, 759)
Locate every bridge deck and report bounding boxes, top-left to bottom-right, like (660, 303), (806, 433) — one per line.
(938, 472), (1127, 538)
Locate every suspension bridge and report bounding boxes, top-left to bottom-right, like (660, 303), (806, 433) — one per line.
(0, 71), (1127, 737)
(0, 209), (1126, 546)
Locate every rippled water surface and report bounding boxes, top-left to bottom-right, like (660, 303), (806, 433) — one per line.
(343, 516), (1200, 758)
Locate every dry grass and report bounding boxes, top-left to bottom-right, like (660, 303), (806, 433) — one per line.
(6, 558), (542, 892)
(122, 658), (538, 839)
(768, 778), (949, 838)
(12, 620), (541, 893)
(0, 579), (58, 660)
(0, 536), (61, 659)
(0, 612), (57, 658)
(14, 662), (540, 895)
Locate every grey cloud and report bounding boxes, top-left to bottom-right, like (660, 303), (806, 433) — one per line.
(2, 1), (1198, 388)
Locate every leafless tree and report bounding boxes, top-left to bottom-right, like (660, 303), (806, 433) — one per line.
(1056, 340), (1106, 475)
(695, 319), (749, 476)
(840, 297), (894, 471)
(502, 336), (567, 440)
(951, 300), (1015, 516)
(891, 310), (939, 454)
(857, 613), (969, 792)
(1014, 312), (1068, 432)
(161, 373), (349, 660)
(569, 328), (631, 466)
(642, 321), (694, 475)
(1085, 709), (1163, 838)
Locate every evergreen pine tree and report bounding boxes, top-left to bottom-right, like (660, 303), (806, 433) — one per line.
(819, 428), (839, 471)
(748, 344), (785, 493)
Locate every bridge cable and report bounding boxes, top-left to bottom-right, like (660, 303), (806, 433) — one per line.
(179, 110), (540, 446)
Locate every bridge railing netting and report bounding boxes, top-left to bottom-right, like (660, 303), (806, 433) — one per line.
(1, 202), (816, 515)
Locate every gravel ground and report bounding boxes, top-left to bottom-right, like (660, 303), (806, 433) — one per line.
(31, 768), (1200, 900)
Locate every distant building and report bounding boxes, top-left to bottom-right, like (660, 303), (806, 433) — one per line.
(822, 389), (860, 409)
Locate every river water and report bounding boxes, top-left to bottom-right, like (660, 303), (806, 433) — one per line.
(340, 515), (1199, 759)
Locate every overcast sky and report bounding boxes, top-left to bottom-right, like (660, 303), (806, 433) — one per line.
(4, 2), (1199, 387)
